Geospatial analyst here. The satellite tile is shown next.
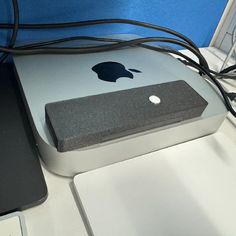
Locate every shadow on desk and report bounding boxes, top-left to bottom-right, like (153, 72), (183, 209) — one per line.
(70, 182), (94, 236)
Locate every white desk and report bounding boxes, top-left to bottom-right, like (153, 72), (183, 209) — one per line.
(22, 47), (236, 236)
(74, 132), (236, 236)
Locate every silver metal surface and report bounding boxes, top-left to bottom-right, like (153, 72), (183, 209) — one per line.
(14, 47), (227, 176)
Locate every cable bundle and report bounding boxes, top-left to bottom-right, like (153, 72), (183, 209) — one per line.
(1, 0), (236, 117)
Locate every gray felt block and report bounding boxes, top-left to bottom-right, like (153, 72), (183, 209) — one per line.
(45, 80), (208, 152)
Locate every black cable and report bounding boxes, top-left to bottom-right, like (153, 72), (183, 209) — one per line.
(18, 36), (170, 52)
(176, 58), (236, 117)
(15, 36), (203, 70)
(0, 18), (200, 52)
(179, 59), (236, 79)
(0, 0), (19, 63)
(15, 36), (194, 64)
(209, 69), (236, 79)
(227, 92), (236, 102)
(0, 37), (209, 69)
(16, 36), (192, 64)
(0, 17), (211, 69)
(17, 36), (209, 69)
(20, 33), (236, 79)
(220, 64), (236, 74)
(17, 36), (122, 49)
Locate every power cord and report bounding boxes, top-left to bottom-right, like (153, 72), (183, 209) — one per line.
(221, 64), (236, 74)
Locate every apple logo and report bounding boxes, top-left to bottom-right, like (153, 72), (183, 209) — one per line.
(92, 61), (142, 82)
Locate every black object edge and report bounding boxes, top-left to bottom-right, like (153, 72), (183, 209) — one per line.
(0, 64), (47, 216)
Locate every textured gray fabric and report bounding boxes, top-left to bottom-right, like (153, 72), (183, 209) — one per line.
(45, 80), (208, 152)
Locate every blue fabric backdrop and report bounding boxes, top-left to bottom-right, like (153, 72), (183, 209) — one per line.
(0, 0), (228, 48)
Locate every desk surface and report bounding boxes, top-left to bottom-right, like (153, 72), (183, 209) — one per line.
(22, 47), (236, 236)
(74, 132), (236, 236)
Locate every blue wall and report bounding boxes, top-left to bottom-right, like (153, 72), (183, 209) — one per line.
(0, 0), (228, 48)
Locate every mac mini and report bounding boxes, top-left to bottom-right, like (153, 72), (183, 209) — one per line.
(13, 47), (227, 176)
